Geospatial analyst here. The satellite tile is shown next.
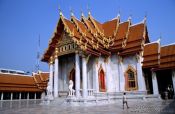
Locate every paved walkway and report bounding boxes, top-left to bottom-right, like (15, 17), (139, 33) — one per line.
(0, 99), (174, 114)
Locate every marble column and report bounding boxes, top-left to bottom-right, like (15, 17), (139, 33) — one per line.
(82, 56), (88, 98)
(34, 93), (36, 99)
(94, 60), (99, 92)
(47, 57), (54, 99)
(75, 52), (80, 97)
(106, 60), (110, 92)
(1, 92), (3, 100)
(152, 71), (159, 95)
(136, 56), (146, 91)
(19, 92), (21, 100)
(54, 56), (59, 98)
(119, 57), (125, 91)
(10, 92), (13, 100)
(27, 92), (29, 100)
(172, 70), (175, 95)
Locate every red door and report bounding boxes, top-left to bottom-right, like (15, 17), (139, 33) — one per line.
(99, 69), (106, 92)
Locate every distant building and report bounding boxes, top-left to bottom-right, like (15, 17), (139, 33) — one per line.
(0, 68), (28, 75)
(0, 69), (48, 100)
(41, 11), (175, 102)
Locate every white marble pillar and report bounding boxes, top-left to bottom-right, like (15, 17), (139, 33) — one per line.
(19, 92), (21, 100)
(119, 58), (125, 91)
(47, 60), (54, 99)
(1, 92), (3, 100)
(106, 61), (110, 92)
(75, 52), (80, 97)
(152, 71), (159, 95)
(34, 93), (36, 99)
(94, 61), (99, 92)
(27, 92), (29, 100)
(136, 57), (146, 91)
(54, 57), (59, 98)
(10, 92), (13, 100)
(82, 56), (88, 98)
(172, 70), (175, 94)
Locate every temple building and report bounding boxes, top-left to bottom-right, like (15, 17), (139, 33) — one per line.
(0, 11), (174, 102)
(0, 69), (48, 100)
(41, 11), (175, 102)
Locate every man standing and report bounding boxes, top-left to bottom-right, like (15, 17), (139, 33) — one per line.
(123, 92), (129, 109)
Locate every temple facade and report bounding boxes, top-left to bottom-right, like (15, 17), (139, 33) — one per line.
(42, 11), (175, 101)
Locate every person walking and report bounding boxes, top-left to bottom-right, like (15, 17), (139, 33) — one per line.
(123, 92), (129, 109)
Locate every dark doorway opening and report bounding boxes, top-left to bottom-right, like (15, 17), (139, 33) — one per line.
(157, 69), (174, 99)
(143, 68), (153, 94)
(3, 92), (11, 100)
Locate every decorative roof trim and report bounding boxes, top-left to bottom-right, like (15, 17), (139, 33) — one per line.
(161, 42), (175, 47)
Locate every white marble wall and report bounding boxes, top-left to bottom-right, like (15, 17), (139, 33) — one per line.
(122, 55), (137, 72)
(57, 53), (145, 94)
(120, 55), (138, 91)
(87, 57), (94, 89)
(89, 55), (120, 93)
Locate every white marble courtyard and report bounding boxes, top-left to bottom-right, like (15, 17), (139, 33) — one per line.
(0, 99), (174, 114)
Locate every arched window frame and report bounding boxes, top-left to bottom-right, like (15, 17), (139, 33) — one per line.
(124, 65), (138, 91)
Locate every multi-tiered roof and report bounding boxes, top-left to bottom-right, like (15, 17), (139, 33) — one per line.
(42, 12), (149, 62)
(0, 72), (48, 92)
(143, 41), (175, 70)
(42, 11), (175, 70)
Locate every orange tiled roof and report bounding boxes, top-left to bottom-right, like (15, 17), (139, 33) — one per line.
(142, 42), (159, 68)
(102, 18), (119, 37)
(0, 72), (49, 92)
(41, 12), (149, 62)
(142, 42), (175, 70)
(120, 23), (146, 55)
(160, 44), (175, 69)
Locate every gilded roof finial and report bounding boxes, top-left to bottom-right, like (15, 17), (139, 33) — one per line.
(144, 13), (147, 24)
(58, 6), (63, 16)
(70, 7), (74, 16)
(128, 14), (132, 21)
(159, 33), (162, 41)
(87, 4), (91, 16)
(81, 9), (84, 17)
(117, 8), (121, 17)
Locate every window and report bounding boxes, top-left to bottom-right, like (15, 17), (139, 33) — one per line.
(127, 70), (136, 88)
(125, 66), (138, 91)
(69, 44), (71, 50)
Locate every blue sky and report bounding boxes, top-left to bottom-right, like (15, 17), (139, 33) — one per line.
(0, 0), (175, 73)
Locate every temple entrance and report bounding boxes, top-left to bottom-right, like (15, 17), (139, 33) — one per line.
(156, 70), (174, 99)
(69, 68), (75, 90)
(99, 68), (106, 92)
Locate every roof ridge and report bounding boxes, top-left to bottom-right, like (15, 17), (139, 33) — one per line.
(161, 42), (175, 47)
(130, 20), (144, 27)
(144, 39), (160, 46)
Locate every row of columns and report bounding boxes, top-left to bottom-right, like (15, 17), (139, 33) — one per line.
(0, 92), (38, 100)
(48, 57), (58, 98)
(48, 52), (88, 98)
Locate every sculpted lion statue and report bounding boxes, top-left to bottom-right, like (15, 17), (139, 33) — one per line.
(68, 80), (75, 96)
